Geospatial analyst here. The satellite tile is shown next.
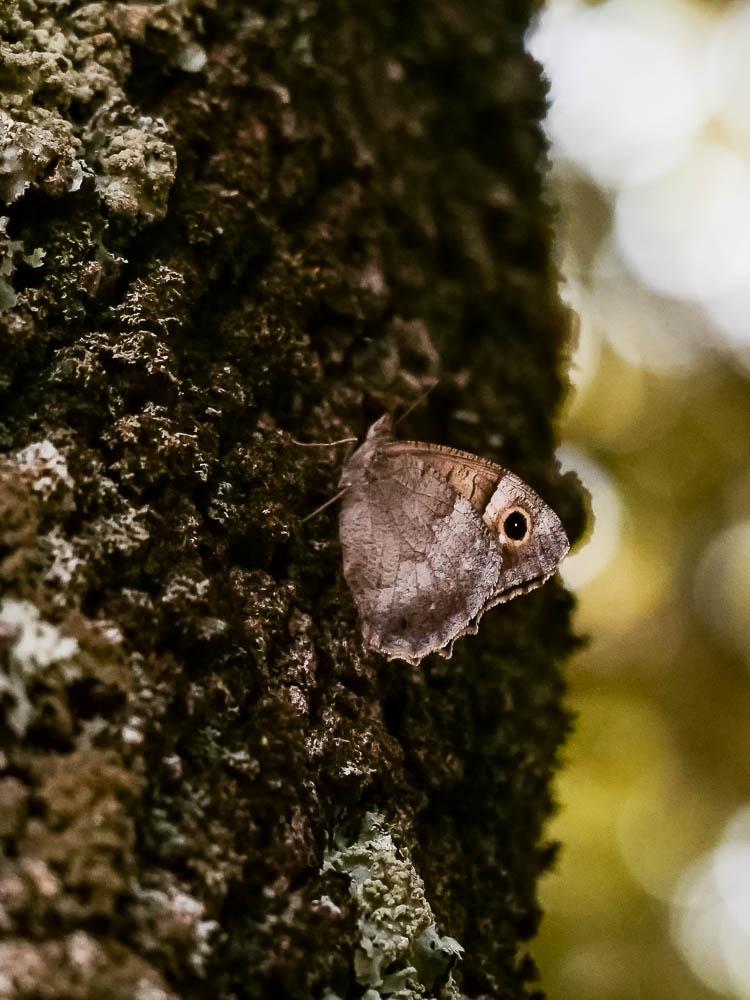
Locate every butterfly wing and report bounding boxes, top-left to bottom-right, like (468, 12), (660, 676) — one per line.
(338, 456), (503, 664)
(337, 415), (569, 664)
(378, 441), (504, 518)
(382, 441), (569, 602)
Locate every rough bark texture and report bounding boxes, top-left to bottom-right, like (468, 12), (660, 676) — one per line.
(0, 1), (584, 998)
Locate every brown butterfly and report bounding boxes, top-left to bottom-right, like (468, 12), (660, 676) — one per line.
(338, 415), (569, 664)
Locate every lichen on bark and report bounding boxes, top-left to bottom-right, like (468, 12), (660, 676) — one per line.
(0, 1), (584, 998)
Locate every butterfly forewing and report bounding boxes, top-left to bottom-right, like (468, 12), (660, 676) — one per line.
(380, 442), (504, 521)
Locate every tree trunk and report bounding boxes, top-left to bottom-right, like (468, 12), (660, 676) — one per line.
(0, 1), (582, 998)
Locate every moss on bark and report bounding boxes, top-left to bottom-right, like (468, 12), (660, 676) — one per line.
(0, 1), (584, 997)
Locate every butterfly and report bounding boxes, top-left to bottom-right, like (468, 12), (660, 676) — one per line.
(338, 415), (569, 664)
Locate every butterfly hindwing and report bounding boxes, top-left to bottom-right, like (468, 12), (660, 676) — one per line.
(339, 455), (503, 663)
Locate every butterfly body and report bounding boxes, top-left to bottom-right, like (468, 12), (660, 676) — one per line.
(338, 415), (569, 664)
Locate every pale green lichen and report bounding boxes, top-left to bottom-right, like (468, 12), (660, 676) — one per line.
(0, 214), (44, 309)
(132, 886), (219, 976)
(0, 3), (126, 109)
(0, 599), (79, 735)
(324, 813), (464, 1000)
(85, 101), (177, 222)
(0, 108), (82, 204)
(0, 0), (188, 223)
(84, 502), (151, 559)
(15, 439), (74, 506)
(41, 528), (85, 593)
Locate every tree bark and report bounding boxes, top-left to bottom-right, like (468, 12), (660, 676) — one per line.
(0, 1), (583, 998)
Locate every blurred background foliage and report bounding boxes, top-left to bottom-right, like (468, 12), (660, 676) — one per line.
(527, 1), (750, 998)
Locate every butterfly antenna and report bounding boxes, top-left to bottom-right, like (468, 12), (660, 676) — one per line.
(394, 379), (439, 427)
(291, 436), (357, 448)
(300, 486), (350, 524)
